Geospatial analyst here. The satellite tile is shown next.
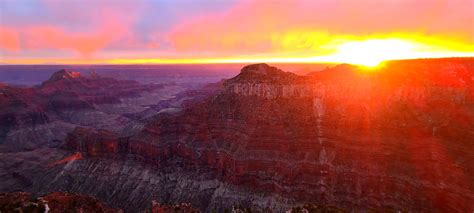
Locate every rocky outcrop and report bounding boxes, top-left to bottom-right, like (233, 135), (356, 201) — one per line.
(0, 192), (40, 212)
(0, 191), (120, 212)
(224, 63), (312, 98)
(42, 191), (121, 213)
(225, 63), (301, 84)
(43, 69), (82, 83)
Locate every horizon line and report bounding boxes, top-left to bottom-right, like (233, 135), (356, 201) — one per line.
(1, 56), (473, 66)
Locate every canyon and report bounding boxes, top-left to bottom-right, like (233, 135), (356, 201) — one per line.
(1, 58), (473, 212)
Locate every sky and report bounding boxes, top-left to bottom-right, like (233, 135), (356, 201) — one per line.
(0, 0), (473, 66)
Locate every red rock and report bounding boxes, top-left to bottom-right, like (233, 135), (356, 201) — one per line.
(65, 127), (120, 157)
(0, 192), (40, 212)
(41, 191), (121, 213)
(0, 191), (120, 213)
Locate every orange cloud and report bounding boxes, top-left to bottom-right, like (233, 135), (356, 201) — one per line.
(169, 0), (474, 57)
(22, 25), (117, 56)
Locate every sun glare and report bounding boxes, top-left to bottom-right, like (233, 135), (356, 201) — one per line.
(319, 39), (417, 67)
(312, 37), (474, 67)
(339, 39), (415, 67)
(2, 36), (473, 66)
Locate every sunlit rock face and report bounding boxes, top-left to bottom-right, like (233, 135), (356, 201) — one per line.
(66, 58), (474, 211)
(224, 63), (313, 98)
(43, 69), (82, 84)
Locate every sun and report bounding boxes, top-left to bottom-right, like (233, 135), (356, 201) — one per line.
(321, 39), (418, 67)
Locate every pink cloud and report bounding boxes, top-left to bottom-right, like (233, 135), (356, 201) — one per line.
(168, 1), (289, 54)
(0, 27), (20, 52)
(1, 0), (144, 56)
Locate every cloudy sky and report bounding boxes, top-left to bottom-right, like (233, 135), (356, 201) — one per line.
(0, 0), (473, 65)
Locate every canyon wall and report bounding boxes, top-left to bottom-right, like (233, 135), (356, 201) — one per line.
(65, 60), (474, 211)
(2, 59), (473, 212)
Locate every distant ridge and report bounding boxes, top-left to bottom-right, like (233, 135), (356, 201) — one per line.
(45, 69), (82, 83)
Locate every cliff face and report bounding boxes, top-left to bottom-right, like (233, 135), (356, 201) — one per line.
(217, 60), (473, 212)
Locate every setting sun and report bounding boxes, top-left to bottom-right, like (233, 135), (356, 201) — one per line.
(327, 39), (416, 67)
(310, 37), (474, 67)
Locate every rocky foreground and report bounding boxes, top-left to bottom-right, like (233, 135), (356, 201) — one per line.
(0, 191), (201, 213)
(0, 191), (343, 212)
(1, 58), (473, 212)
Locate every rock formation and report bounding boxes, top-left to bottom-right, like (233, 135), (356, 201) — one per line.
(43, 69), (82, 84)
(66, 58), (473, 211)
(0, 69), (174, 152)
